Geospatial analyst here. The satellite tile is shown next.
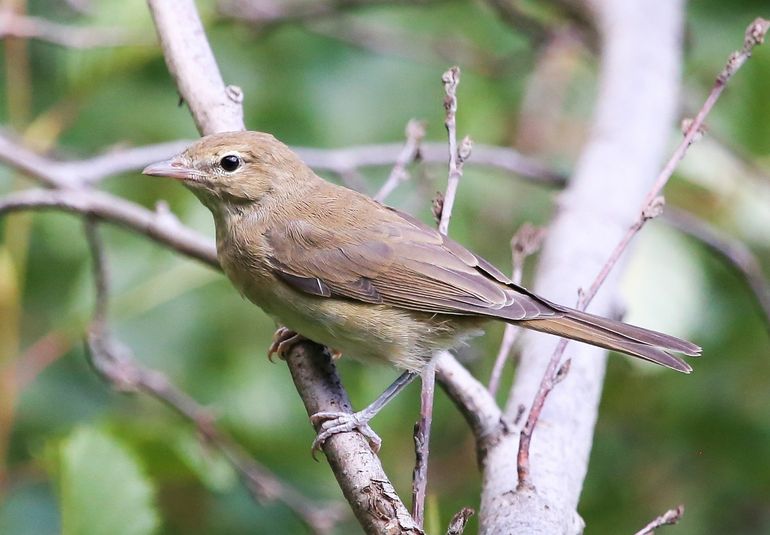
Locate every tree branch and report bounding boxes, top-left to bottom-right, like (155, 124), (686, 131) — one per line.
(147, 0), (245, 136)
(0, 188), (219, 269)
(480, 0), (686, 532)
(297, 141), (566, 186)
(374, 119), (426, 202)
(633, 505), (684, 535)
(0, 129), (565, 191)
(514, 15), (769, 494)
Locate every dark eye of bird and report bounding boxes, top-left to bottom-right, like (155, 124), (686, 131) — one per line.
(220, 154), (241, 172)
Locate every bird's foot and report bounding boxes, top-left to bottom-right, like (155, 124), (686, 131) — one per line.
(267, 327), (306, 361)
(310, 410), (382, 457)
(268, 328), (341, 362)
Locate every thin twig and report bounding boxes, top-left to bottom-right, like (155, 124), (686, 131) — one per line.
(487, 224), (546, 396)
(374, 119), (426, 202)
(633, 505), (685, 535)
(586, 17), (769, 303)
(297, 141), (566, 186)
(437, 66), (469, 235)
(446, 507), (475, 535)
(411, 360), (435, 526)
(412, 66), (470, 526)
(0, 188), (219, 269)
(0, 130), (565, 190)
(515, 16), (769, 490)
(363, 117), (505, 479)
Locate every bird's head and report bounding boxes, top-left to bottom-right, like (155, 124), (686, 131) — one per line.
(143, 131), (312, 213)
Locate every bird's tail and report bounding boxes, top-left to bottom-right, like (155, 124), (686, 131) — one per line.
(516, 306), (701, 373)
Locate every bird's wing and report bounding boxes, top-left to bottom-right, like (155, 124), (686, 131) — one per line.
(265, 204), (557, 321)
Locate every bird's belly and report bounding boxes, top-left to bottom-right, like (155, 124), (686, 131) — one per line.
(271, 294), (435, 371)
(258, 286), (480, 371)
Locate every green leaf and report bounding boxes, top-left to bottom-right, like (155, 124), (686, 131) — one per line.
(55, 426), (159, 535)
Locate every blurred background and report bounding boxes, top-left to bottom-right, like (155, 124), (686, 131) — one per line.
(0, 0), (768, 533)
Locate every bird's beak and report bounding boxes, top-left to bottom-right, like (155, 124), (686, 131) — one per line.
(142, 158), (197, 181)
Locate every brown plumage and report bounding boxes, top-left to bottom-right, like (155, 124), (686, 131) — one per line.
(143, 131), (701, 374)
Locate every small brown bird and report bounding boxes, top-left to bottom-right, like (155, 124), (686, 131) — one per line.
(144, 131), (700, 449)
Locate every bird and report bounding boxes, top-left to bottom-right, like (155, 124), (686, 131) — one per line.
(143, 131), (701, 451)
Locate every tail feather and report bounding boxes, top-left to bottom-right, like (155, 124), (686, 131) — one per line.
(516, 307), (701, 374)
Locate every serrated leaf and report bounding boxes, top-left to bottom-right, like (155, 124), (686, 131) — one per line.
(56, 426), (159, 535)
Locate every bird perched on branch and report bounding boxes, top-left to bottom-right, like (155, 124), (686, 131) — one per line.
(143, 131), (700, 451)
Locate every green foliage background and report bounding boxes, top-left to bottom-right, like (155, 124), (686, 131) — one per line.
(1, 1), (769, 533)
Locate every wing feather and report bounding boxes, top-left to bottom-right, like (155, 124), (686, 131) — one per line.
(265, 206), (556, 321)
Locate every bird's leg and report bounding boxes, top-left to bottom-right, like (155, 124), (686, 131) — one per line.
(310, 370), (419, 455)
(268, 327), (342, 362)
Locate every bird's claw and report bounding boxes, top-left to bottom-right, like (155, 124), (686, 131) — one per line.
(267, 327), (304, 361)
(310, 410), (382, 457)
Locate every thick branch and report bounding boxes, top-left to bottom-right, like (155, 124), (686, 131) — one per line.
(479, 0), (685, 532)
(284, 343), (422, 534)
(0, 188), (218, 269)
(147, 0), (244, 135)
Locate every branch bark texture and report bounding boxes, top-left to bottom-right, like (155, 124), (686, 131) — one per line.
(479, 0), (685, 532)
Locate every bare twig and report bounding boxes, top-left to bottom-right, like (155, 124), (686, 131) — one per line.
(0, 129), (564, 191)
(362, 119), (506, 488)
(298, 141), (566, 186)
(446, 507), (475, 535)
(0, 11), (144, 48)
(412, 66), (470, 526)
(633, 505), (685, 535)
(587, 17), (769, 304)
(374, 119), (426, 202)
(0, 131), (192, 188)
(0, 188), (219, 269)
(411, 360), (435, 526)
(514, 16), (769, 492)
(664, 207), (770, 333)
(487, 224), (546, 396)
(437, 66), (470, 235)
(147, 0), (245, 136)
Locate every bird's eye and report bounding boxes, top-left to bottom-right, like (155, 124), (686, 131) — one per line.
(219, 154), (241, 172)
